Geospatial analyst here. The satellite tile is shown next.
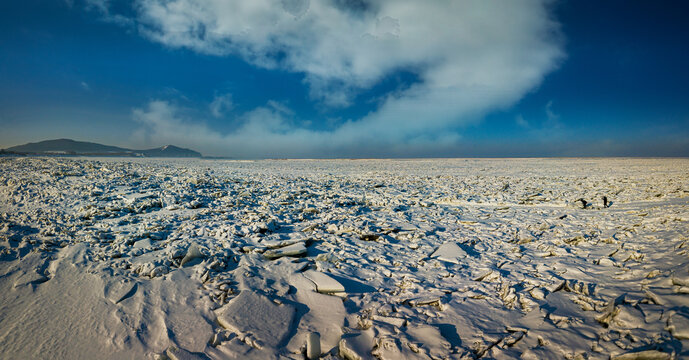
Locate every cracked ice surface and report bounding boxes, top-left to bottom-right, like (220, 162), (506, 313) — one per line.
(1, 157), (688, 359)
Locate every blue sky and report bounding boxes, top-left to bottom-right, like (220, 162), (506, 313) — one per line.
(1, 0), (688, 158)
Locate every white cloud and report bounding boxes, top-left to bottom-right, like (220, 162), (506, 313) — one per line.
(266, 100), (294, 116)
(85, 0), (134, 26)
(209, 93), (233, 118)
(132, 100), (322, 158)
(544, 100), (563, 129)
(108, 0), (564, 157)
(132, 99), (472, 158)
(84, 0), (107, 13)
(131, 1), (562, 106)
(545, 100), (560, 122)
(516, 114), (529, 128)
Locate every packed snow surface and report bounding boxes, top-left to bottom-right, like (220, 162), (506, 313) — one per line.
(1, 157), (688, 359)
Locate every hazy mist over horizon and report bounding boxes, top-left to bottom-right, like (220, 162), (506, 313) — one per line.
(1, 1), (688, 158)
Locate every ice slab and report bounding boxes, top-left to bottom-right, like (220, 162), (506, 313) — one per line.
(132, 239), (152, 249)
(404, 296), (442, 307)
(339, 329), (375, 360)
(103, 280), (138, 304)
(180, 243), (204, 267)
(288, 274), (345, 354)
(13, 270), (49, 288)
(264, 242), (307, 259)
(303, 270), (345, 294)
(306, 332), (320, 360)
(262, 237), (305, 249)
(372, 315), (406, 328)
(430, 242), (466, 264)
(216, 291), (297, 349)
(166, 346), (207, 360)
(610, 350), (671, 360)
(668, 312), (689, 340)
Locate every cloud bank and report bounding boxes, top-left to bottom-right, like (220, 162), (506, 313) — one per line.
(132, 100), (324, 158)
(102, 0), (564, 157)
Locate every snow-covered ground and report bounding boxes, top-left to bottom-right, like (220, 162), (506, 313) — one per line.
(1, 157), (688, 359)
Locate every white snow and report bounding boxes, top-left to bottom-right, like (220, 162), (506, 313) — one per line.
(1, 157), (688, 359)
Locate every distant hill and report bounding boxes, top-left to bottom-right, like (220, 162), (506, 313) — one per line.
(6, 138), (129, 154)
(2, 139), (202, 158)
(138, 145), (202, 158)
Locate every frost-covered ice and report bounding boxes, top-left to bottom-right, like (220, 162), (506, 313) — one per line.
(1, 157), (688, 359)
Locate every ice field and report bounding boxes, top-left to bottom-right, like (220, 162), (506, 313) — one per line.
(1, 157), (688, 359)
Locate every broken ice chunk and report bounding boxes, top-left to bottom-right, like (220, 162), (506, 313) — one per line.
(13, 270), (49, 288)
(547, 280), (566, 293)
(186, 199), (203, 209)
(671, 276), (689, 287)
(502, 331), (524, 347)
(430, 242), (466, 264)
(166, 345), (206, 360)
(179, 243), (205, 267)
(474, 270), (500, 282)
(529, 288), (546, 300)
(339, 329), (375, 360)
(215, 291), (297, 349)
(596, 294), (641, 328)
(209, 332), (223, 347)
(610, 350), (671, 360)
(264, 242), (307, 259)
(132, 239), (152, 249)
(326, 224), (339, 234)
(104, 280), (138, 304)
(643, 290), (663, 305)
(372, 315), (406, 328)
(667, 312), (689, 340)
(404, 296), (442, 307)
(252, 219), (278, 234)
(262, 237), (308, 249)
(596, 257), (615, 266)
(306, 332), (321, 360)
(303, 270), (345, 294)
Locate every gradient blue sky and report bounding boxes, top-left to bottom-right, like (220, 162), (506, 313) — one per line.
(1, 0), (688, 158)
